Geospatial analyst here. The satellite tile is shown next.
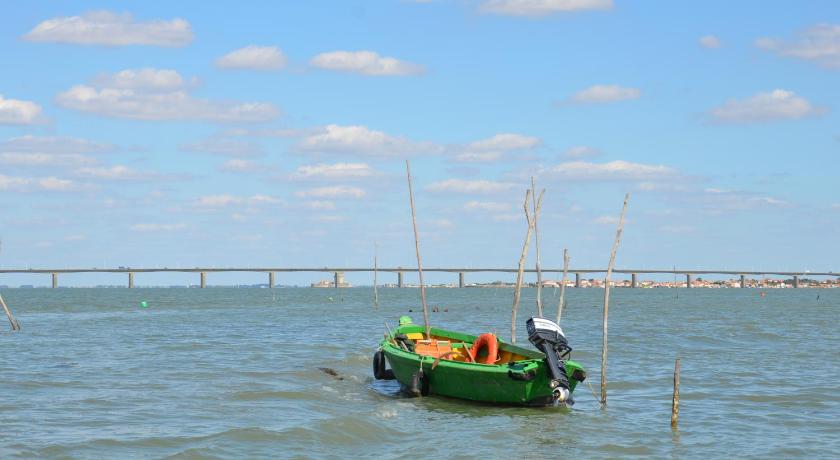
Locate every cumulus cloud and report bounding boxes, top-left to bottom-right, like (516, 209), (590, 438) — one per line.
(0, 173), (91, 192)
(454, 133), (541, 163)
(481, 0), (612, 17)
(426, 179), (516, 194)
(23, 10), (192, 46)
(310, 51), (425, 76)
(180, 138), (264, 157)
(697, 188), (791, 213)
(756, 23), (840, 68)
(0, 135), (113, 154)
(295, 124), (440, 156)
(216, 45), (287, 70)
(218, 159), (264, 173)
(194, 194), (281, 207)
(0, 95), (43, 124)
(130, 223), (187, 232)
(568, 85), (640, 104)
(708, 89), (824, 123)
(464, 201), (512, 212)
(56, 68), (278, 122)
(73, 165), (168, 181)
(542, 160), (677, 182)
(699, 35), (722, 48)
(0, 153), (97, 167)
(294, 186), (366, 199)
(292, 163), (375, 180)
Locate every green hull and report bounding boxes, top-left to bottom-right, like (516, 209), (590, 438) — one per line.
(379, 323), (585, 406)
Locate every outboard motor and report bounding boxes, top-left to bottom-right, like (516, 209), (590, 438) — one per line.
(526, 317), (572, 402)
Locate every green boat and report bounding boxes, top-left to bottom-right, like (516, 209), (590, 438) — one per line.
(373, 316), (586, 407)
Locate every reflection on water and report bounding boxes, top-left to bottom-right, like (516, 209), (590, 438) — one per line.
(0, 287), (838, 458)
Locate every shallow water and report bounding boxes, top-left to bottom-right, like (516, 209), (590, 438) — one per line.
(1, 287), (838, 459)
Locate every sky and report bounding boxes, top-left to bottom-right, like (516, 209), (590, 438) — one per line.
(0, 1), (838, 287)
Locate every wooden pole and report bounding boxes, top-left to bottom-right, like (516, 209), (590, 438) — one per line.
(373, 242), (379, 310)
(601, 193), (630, 406)
(671, 357), (681, 428)
(556, 248), (570, 324)
(511, 190), (532, 344)
(405, 160), (431, 339)
(531, 177), (545, 317)
(1, 293), (20, 331)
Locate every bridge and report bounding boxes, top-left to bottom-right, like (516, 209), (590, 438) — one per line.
(0, 267), (836, 288)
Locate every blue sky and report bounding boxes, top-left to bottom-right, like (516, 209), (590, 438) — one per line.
(0, 1), (838, 286)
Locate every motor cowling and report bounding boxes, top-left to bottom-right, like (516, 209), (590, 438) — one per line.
(526, 317), (572, 402)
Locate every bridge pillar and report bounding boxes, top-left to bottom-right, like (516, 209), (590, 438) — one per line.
(51, 272), (58, 288)
(631, 273), (638, 288)
(334, 272), (340, 288)
(128, 272), (134, 289)
(685, 274), (692, 288)
(268, 272), (275, 289)
(740, 274), (746, 288)
(397, 271), (404, 288)
(459, 272), (465, 288)
(200, 272), (206, 288)
(575, 272), (581, 288)
(793, 275), (799, 288)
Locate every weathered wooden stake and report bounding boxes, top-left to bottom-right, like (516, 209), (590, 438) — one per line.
(671, 357), (681, 428)
(601, 193), (630, 406)
(373, 242), (379, 310)
(556, 248), (570, 324)
(405, 161), (431, 339)
(1, 293), (20, 331)
(511, 190), (531, 343)
(531, 177), (546, 317)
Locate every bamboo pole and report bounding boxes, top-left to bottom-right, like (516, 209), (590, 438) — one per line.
(373, 242), (379, 310)
(405, 161), (430, 339)
(531, 177), (545, 317)
(600, 192), (630, 406)
(556, 248), (570, 324)
(1, 293), (20, 331)
(671, 357), (681, 428)
(511, 190), (532, 344)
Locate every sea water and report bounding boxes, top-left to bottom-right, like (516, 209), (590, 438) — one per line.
(1, 287), (838, 458)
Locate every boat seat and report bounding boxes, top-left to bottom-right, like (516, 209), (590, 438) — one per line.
(414, 340), (453, 358)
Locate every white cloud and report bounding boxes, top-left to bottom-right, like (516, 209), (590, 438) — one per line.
(708, 89), (824, 123)
(467, 133), (541, 151)
(481, 0), (612, 17)
(0, 173), (91, 192)
(0, 135), (113, 154)
(180, 138), (263, 156)
(218, 159), (263, 173)
(293, 162), (375, 180)
(543, 160), (677, 181)
(304, 200), (337, 210)
(464, 201), (512, 212)
(453, 151), (503, 163)
(594, 215), (620, 225)
(568, 85), (640, 104)
(426, 179), (516, 194)
(130, 223), (187, 232)
(295, 186), (366, 199)
(0, 95), (43, 124)
(295, 124), (439, 156)
(0, 153), (97, 167)
(195, 194), (281, 207)
(310, 51), (425, 76)
(216, 45), (287, 70)
(756, 24), (840, 68)
(699, 35), (722, 48)
(56, 68), (279, 122)
(562, 145), (602, 159)
(73, 165), (165, 181)
(697, 188), (790, 212)
(23, 11), (192, 46)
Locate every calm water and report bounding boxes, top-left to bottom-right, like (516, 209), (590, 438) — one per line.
(1, 287), (838, 459)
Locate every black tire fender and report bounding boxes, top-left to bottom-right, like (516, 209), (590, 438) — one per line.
(373, 350), (395, 380)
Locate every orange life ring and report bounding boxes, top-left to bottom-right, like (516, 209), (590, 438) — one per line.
(470, 333), (499, 364)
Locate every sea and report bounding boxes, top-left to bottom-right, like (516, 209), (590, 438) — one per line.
(1, 287), (838, 459)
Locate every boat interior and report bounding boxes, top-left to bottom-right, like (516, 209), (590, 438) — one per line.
(390, 328), (539, 365)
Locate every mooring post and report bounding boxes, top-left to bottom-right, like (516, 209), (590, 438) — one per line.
(268, 271), (275, 289)
(200, 272), (206, 288)
(459, 272), (465, 288)
(631, 273), (637, 288)
(397, 271), (404, 288)
(793, 275), (799, 288)
(671, 357), (681, 428)
(575, 272), (581, 288)
(685, 273), (692, 288)
(128, 272), (134, 288)
(740, 274), (746, 288)
(51, 272), (58, 289)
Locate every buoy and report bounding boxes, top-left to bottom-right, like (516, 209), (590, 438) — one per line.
(139, 301), (148, 308)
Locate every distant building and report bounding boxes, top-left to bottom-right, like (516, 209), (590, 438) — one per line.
(311, 272), (352, 288)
